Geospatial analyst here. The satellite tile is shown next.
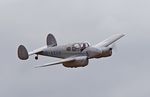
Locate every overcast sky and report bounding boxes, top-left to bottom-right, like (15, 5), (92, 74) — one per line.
(0, 0), (150, 97)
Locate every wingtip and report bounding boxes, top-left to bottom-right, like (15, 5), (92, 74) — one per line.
(34, 65), (46, 68)
(122, 33), (126, 36)
(117, 33), (126, 37)
(34, 66), (39, 68)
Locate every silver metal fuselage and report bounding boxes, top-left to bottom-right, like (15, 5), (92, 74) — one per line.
(40, 44), (87, 58)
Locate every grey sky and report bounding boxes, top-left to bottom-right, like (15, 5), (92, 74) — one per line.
(0, 0), (150, 97)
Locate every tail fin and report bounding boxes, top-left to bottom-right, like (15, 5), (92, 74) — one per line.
(46, 33), (57, 47)
(18, 45), (29, 60)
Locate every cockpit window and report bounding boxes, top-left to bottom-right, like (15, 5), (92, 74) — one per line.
(70, 43), (90, 52)
(85, 43), (90, 47)
(73, 43), (80, 48)
(80, 43), (90, 51)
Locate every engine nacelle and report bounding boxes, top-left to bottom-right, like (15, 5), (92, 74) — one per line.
(84, 47), (112, 59)
(98, 47), (112, 58)
(63, 57), (89, 68)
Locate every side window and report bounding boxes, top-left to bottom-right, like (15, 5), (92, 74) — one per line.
(72, 47), (77, 51)
(66, 47), (71, 51)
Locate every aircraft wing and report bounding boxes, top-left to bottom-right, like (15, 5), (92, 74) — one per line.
(35, 56), (87, 68)
(93, 33), (125, 48)
(35, 58), (74, 68)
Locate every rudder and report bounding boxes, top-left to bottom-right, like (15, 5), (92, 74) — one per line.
(47, 33), (57, 47)
(18, 45), (29, 60)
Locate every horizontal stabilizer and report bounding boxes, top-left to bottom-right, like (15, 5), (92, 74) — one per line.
(28, 46), (47, 56)
(18, 45), (47, 60)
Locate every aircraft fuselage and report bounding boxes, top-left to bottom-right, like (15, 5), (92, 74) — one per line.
(40, 43), (89, 58)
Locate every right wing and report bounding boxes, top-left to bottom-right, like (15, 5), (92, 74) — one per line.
(35, 56), (87, 68)
(93, 33), (125, 48)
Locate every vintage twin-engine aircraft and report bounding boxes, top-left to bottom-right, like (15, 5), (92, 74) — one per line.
(18, 33), (125, 68)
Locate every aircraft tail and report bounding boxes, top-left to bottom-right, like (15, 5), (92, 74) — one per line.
(17, 33), (57, 60)
(46, 33), (57, 47)
(17, 45), (29, 60)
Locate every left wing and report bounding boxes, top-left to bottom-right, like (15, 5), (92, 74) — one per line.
(36, 57), (79, 68)
(35, 58), (75, 68)
(35, 56), (87, 68)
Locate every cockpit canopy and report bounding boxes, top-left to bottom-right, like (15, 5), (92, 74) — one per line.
(71, 42), (90, 51)
(73, 43), (89, 48)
